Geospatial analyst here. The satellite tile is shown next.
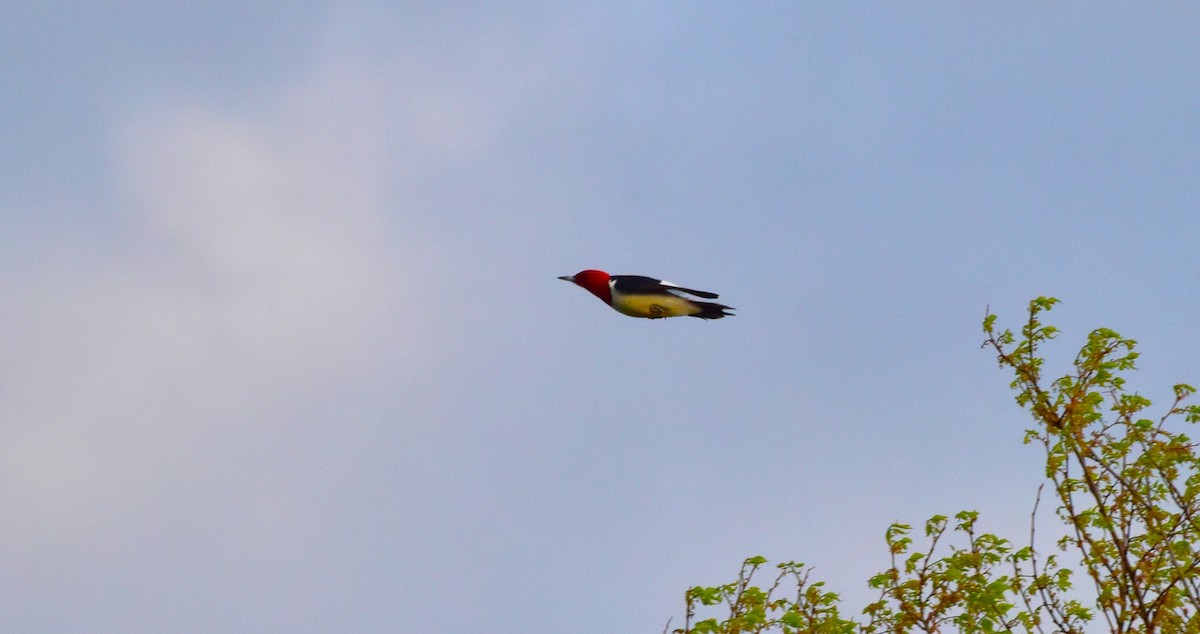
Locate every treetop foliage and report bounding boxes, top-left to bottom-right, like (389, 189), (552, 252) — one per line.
(670, 298), (1200, 634)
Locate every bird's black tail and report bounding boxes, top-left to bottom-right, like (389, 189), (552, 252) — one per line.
(689, 301), (735, 320)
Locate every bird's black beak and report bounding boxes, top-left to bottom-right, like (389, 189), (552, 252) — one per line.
(557, 275), (574, 282)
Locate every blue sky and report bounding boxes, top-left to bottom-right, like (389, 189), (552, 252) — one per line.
(2, 4), (1198, 632)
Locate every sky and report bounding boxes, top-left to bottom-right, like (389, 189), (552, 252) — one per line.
(2, 3), (1199, 632)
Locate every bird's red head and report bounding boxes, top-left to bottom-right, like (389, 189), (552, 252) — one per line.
(559, 269), (612, 304)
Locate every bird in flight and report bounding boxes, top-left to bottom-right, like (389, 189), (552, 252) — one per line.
(558, 269), (734, 320)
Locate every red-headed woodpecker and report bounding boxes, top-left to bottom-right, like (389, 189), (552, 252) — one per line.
(558, 269), (734, 319)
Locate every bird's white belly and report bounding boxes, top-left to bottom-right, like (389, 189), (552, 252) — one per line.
(611, 293), (698, 318)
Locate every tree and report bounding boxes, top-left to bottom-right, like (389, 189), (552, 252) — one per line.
(668, 298), (1200, 633)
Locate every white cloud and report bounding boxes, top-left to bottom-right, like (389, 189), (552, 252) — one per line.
(0, 8), (601, 627)
(0, 55), (420, 569)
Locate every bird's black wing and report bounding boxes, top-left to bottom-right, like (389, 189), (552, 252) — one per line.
(610, 275), (721, 299)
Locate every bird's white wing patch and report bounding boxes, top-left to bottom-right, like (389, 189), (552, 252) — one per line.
(657, 280), (691, 298)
